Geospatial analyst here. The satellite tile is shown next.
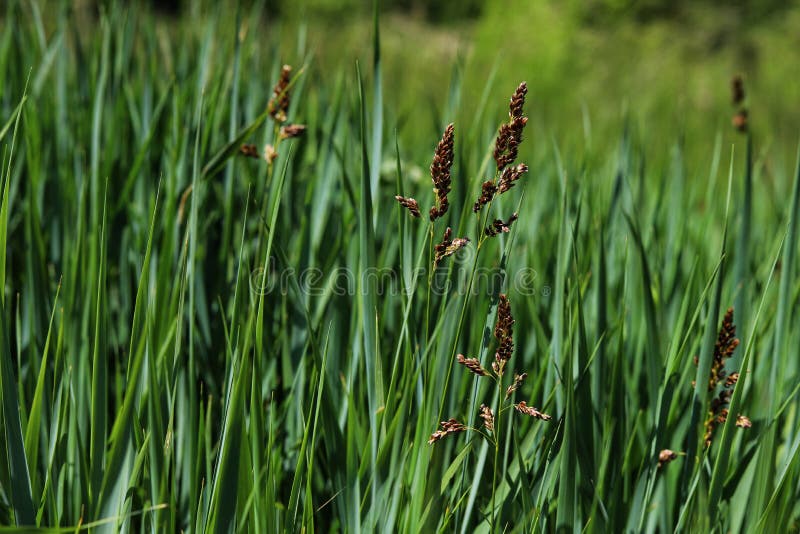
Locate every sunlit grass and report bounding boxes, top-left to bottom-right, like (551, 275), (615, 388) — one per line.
(1, 1), (800, 532)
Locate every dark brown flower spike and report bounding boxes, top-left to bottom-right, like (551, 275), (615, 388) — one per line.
(267, 64), (292, 123)
(429, 123), (455, 221)
(698, 307), (749, 447)
(491, 295), (515, 376)
(428, 418), (466, 445)
(509, 81), (528, 120)
(457, 354), (490, 377)
(433, 227), (469, 268)
(473, 180), (497, 213)
(498, 163), (528, 194)
(240, 143), (260, 158)
(493, 83), (528, 171)
(279, 124), (306, 139)
(480, 404), (495, 432)
(395, 196), (421, 218)
(485, 213), (519, 237)
(514, 401), (551, 421)
(710, 308), (739, 391)
(506, 372), (527, 399)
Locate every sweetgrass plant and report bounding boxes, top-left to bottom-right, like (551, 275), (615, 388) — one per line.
(1, 2), (800, 533)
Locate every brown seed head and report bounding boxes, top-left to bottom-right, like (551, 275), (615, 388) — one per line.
(433, 227), (469, 268)
(428, 418), (466, 445)
(491, 359), (504, 377)
(658, 449), (678, 468)
(492, 295), (515, 374)
(493, 83), (528, 172)
(514, 401), (551, 421)
(494, 119), (527, 171)
(395, 196), (421, 218)
(473, 180), (497, 213)
(497, 164), (528, 194)
(267, 65), (292, 123)
(280, 124), (306, 139)
(509, 82), (528, 120)
(457, 354), (490, 377)
(485, 213), (519, 237)
(710, 308), (738, 391)
(429, 123), (455, 221)
(240, 143), (260, 158)
(702, 308), (746, 447)
(506, 372), (527, 399)
(479, 404), (495, 432)
(735, 415), (752, 428)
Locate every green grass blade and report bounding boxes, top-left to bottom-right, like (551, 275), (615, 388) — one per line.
(356, 60), (380, 528)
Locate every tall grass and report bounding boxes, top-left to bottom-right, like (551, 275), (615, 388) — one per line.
(1, 1), (800, 532)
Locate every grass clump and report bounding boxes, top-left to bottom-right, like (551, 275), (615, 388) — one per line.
(1, 2), (800, 532)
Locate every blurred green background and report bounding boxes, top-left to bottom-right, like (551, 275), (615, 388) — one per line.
(60, 0), (800, 165)
(270, 0), (800, 162)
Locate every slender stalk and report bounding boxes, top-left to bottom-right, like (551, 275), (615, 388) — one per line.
(436, 175), (498, 421)
(491, 381), (503, 532)
(436, 231), (485, 422)
(425, 223), (435, 351)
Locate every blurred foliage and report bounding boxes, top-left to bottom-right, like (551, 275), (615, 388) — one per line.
(142, 0), (800, 24)
(573, 0), (798, 23)
(22, 0), (800, 169)
(461, 0), (800, 171)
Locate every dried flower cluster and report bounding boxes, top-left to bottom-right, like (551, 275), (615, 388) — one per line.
(393, 123), (456, 227)
(392, 84), (545, 450)
(428, 419), (466, 445)
(394, 195), (421, 218)
(506, 372), (527, 399)
(514, 401), (551, 421)
(240, 143), (260, 158)
(429, 124), (455, 221)
(472, 84), (530, 238)
(492, 295), (515, 377)
(430, 294), (550, 446)
(480, 404), (495, 432)
(279, 124), (306, 139)
(394, 84), (531, 253)
(239, 65), (305, 167)
(433, 227), (470, 268)
(731, 74), (748, 133)
(473, 181), (497, 212)
(658, 449), (678, 469)
(457, 354), (490, 377)
(736, 414), (752, 428)
(268, 64), (292, 123)
(485, 213), (519, 237)
(498, 164), (528, 194)
(494, 83), (528, 171)
(695, 307), (750, 447)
